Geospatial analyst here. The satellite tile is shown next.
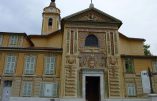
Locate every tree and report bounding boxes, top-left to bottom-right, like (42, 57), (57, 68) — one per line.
(144, 44), (152, 56)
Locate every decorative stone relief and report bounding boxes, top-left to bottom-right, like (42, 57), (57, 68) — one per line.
(109, 56), (118, 66)
(64, 65), (77, 96)
(66, 56), (76, 64)
(68, 10), (114, 22)
(79, 53), (106, 68)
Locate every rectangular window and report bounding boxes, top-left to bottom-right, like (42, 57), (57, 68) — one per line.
(0, 35), (3, 46)
(40, 83), (58, 97)
(22, 81), (32, 96)
(24, 55), (36, 75)
(4, 54), (17, 74)
(9, 35), (19, 46)
(125, 58), (134, 73)
(153, 61), (157, 72)
(44, 56), (55, 75)
(127, 83), (136, 96)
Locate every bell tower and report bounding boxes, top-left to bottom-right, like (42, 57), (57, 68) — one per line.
(41, 0), (60, 35)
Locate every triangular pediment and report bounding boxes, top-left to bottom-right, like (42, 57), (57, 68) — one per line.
(62, 7), (122, 27)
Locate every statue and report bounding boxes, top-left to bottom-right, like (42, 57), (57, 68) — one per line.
(51, 0), (55, 2)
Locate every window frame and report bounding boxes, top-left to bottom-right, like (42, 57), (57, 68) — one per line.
(0, 34), (3, 46)
(4, 54), (17, 75)
(124, 57), (134, 73)
(48, 18), (53, 26)
(126, 83), (136, 97)
(85, 34), (99, 47)
(40, 82), (58, 97)
(24, 55), (36, 75)
(44, 55), (56, 75)
(9, 35), (19, 47)
(22, 81), (33, 97)
(153, 60), (157, 72)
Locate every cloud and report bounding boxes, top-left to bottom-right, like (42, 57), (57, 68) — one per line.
(0, 0), (157, 55)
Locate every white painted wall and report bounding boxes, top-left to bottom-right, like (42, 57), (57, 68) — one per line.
(152, 97), (157, 101)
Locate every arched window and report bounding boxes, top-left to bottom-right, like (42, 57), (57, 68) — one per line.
(85, 35), (98, 47)
(48, 18), (53, 26)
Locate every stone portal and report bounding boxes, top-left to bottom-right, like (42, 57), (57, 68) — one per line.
(86, 76), (100, 101)
(82, 69), (104, 101)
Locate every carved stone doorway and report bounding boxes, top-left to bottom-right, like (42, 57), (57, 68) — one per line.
(86, 76), (100, 101)
(82, 69), (104, 101)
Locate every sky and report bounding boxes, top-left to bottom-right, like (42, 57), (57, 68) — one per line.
(0, 0), (157, 55)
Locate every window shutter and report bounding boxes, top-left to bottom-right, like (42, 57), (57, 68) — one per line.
(5, 55), (16, 74)
(127, 83), (136, 96)
(40, 83), (58, 97)
(24, 56), (36, 75)
(154, 61), (157, 72)
(52, 83), (58, 97)
(9, 35), (19, 46)
(45, 56), (50, 74)
(45, 56), (55, 75)
(11, 55), (16, 73)
(0, 35), (3, 46)
(23, 82), (32, 96)
(30, 56), (35, 74)
(40, 83), (45, 96)
(50, 56), (55, 74)
(25, 56), (29, 74)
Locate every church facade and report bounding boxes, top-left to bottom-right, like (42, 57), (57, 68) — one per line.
(0, 1), (157, 101)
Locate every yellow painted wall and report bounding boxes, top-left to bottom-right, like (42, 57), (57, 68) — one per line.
(1, 34), (10, 47)
(47, 33), (63, 48)
(30, 32), (63, 48)
(119, 36), (144, 55)
(29, 37), (47, 47)
(22, 37), (32, 47)
(134, 58), (152, 73)
(0, 51), (62, 77)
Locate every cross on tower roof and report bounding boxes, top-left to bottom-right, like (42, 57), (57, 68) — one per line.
(89, 0), (94, 8)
